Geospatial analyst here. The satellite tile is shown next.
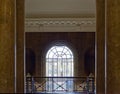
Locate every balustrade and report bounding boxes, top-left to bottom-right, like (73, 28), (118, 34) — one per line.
(26, 77), (95, 94)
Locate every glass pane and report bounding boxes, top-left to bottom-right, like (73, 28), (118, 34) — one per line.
(46, 45), (74, 91)
(56, 46), (64, 52)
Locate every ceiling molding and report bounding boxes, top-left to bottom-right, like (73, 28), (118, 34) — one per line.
(25, 18), (96, 25)
(25, 18), (96, 32)
(25, 14), (95, 18)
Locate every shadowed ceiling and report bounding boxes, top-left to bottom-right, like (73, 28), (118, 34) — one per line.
(25, 0), (96, 17)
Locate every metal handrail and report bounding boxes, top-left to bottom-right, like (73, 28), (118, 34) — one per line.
(26, 76), (95, 93)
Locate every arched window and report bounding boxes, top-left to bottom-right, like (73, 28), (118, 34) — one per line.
(46, 45), (74, 92)
(46, 45), (74, 77)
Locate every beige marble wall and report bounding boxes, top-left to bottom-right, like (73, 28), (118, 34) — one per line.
(107, 0), (120, 94)
(0, 0), (15, 93)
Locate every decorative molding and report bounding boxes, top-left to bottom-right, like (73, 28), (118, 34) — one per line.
(25, 14), (95, 19)
(25, 18), (96, 32)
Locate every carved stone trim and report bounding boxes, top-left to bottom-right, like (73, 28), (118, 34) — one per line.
(25, 14), (95, 18)
(25, 18), (96, 32)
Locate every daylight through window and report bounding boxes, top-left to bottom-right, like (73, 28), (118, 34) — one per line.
(46, 45), (74, 77)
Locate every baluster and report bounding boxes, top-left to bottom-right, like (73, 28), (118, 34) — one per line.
(26, 73), (32, 93)
(88, 73), (94, 93)
(31, 77), (35, 93)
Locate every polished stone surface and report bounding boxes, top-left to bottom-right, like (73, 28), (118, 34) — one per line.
(107, 0), (120, 93)
(16, 0), (25, 93)
(96, 0), (105, 94)
(0, 0), (15, 93)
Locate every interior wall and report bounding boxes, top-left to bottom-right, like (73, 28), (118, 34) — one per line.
(25, 32), (95, 77)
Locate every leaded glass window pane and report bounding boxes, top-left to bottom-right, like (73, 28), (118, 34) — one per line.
(46, 45), (74, 92)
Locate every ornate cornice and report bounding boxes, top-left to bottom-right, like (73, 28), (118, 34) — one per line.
(25, 14), (95, 19)
(25, 18), (96, 32)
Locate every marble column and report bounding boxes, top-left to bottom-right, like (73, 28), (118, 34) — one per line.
(96, 0), (105, 94)
(0, 0), (15, 93)
(107, 0), (120, 94)
(16, 0), (25, 93)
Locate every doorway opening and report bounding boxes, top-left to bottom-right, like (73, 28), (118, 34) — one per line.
(25, 0), (96, 93)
